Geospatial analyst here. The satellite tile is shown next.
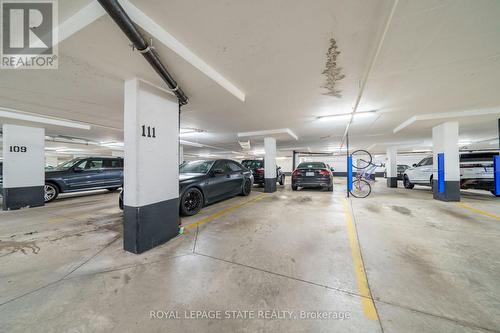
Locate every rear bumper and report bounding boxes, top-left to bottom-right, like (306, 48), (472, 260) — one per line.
(292, 177), (332, 187)
(461, 179), (494, 191)
(253, 173), (264, 184)
(253, 173), (280, 184)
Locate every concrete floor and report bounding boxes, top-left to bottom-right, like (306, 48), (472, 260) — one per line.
(0, 179), (499, 332)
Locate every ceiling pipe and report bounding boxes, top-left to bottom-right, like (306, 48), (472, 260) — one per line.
(340, 0), (399, 149)
(97, 0), (189, 105)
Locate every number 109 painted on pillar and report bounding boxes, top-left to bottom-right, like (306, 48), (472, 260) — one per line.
(141, 125), (156, 138)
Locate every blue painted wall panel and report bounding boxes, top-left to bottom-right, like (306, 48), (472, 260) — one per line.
(494, 155), (500, 196)
(348, 156), (353, 191)
(437, 153), (445, 193)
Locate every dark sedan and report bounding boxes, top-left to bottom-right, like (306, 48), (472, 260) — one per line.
(241, 159), (284, 186)
(120, 159), (253, 216)
(291, 162), (333, 191)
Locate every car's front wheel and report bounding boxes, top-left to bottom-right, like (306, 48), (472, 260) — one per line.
(241, 179), (252, 196)
(403, 175), (414, 189)
(291, 184), (298, 191)
(180, 188), (204, 216)
(279, 175), (284, 186)
(44, 183), (59, 203)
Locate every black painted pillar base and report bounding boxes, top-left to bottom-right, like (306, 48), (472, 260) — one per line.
(2, 186), (44, 210)
(264, 178), (277, 193)
(387, 177), (398, 188)
(433, 180), (460, 202)
(123, 198), (180, 254)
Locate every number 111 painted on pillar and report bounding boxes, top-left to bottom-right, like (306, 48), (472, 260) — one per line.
(141, 125), (156, 138)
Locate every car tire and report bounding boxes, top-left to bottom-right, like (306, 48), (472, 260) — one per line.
(327, 184), (333, 191)
(107, 187), (120, 192)
(279, 175), (284, 186)
(429, 176), (434, 191)
(180, 188), (204, 216)
(292, 184), (298, 191)
(403, 175), (414, 189)
(241, 179), (252, 196)
(44, 183), (59, 203)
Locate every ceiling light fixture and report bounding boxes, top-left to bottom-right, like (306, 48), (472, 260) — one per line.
(252, 150), (265, 155)
(100, 141), (125, 149)
(180, 127), (206, 135)
(316, 110), (377, 121)
(0, 107), (91, 130)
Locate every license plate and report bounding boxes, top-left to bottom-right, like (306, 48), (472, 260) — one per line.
(306, 172), (315, 176)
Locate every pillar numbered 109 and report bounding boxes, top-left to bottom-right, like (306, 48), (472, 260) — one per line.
(2, 124), (45, 210)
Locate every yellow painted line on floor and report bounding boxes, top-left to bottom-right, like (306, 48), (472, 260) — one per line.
(184, 194), (268, 230)
(48, 216), (70, 223)
(342, 198), (379, 321)
(457, 203), (500, 221)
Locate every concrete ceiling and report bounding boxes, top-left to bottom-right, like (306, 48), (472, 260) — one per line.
(0, 0), (499, 159)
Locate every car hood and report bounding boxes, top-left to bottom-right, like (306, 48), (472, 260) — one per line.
(179, 173), (206, 182)
(45, 170), (69, 177)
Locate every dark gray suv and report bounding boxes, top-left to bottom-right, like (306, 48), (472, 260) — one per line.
(45, 157), (123, 202)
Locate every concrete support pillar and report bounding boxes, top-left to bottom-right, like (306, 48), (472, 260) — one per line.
(2, 124), (45, 210)
(123, 79), (180, 254)
(264, 137), (277, 193)
(386, 147), (398, 188)
(432, 121), (460, 202)
(179, 145), (184, 165)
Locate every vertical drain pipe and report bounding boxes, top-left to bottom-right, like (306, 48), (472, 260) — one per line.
(97, 0), (188, 105)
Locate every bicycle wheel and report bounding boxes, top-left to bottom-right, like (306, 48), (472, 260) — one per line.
(350, 179), (371, 198)
(351, 150), (372, 169)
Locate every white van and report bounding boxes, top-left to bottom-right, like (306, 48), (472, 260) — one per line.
(403, 152), (498, 196)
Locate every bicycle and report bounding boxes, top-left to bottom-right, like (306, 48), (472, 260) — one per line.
(349, 150), (385, 198)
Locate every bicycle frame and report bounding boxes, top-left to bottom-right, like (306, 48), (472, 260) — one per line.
(355, 161), (384, 182)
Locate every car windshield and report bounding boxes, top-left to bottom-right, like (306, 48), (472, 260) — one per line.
(53, 158), (83, 171)
(180, 160), (215, 174)
(297, 162), (326, 169)
(241, 160), (263, 169)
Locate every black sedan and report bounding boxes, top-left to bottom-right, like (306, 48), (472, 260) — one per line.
(291, 162), (333, 191)
(241, 159), (284, 186)
(120, 159), (253, 216)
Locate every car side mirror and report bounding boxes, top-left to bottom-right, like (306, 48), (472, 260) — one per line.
(277, 166), (281, 170)
(74, 167), (84, 173)
(412, 164), (417, 167)
(330, 167), (334, 172)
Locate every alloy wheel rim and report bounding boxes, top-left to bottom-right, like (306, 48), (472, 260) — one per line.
(184, 190), (201, 212)
(44, 185), (55, 201)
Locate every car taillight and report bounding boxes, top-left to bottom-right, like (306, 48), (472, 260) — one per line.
(292, 169), (301, 178)
(256, 167), (264, 173)
(319, 169), (331, 176)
